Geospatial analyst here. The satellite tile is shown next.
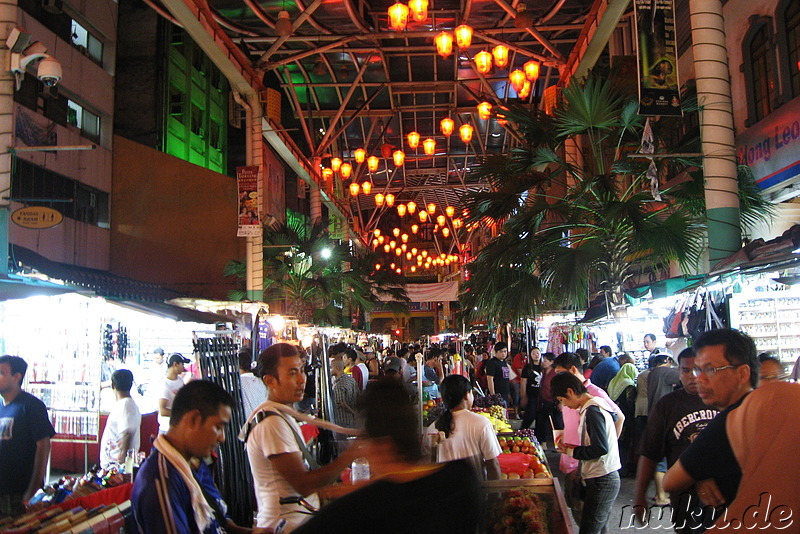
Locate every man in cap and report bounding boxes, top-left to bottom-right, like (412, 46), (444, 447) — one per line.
(158, 353), (190, 434)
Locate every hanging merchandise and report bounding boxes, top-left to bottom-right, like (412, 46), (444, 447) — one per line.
(685, 288), (727, 341)
(252, 309), (276, 353)
(102, 322), (129, 362)
(663, 292), (692, 338)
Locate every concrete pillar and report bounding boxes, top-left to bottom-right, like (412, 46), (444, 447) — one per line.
(245, 92), (264, 300)
(690, 0), (741, 267)
(1, 1), (18, 277)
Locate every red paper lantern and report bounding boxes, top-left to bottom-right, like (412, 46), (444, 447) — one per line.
(492, 44), (510, 68)
(474, 50), (493, 74)
(455, 24), (473, 49)
(440, 117), (455, 136)
(459, 123), (474, 143)
(388, 2), (409, 31)
(435, 32), (453, 58)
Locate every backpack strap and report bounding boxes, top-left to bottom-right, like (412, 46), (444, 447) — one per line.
(242, 410), (320, 470)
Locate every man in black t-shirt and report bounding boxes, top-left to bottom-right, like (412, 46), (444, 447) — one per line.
(0, 356), (56, 517)
(634, 348), (719, 532)
(662, 329), (758, 531)
(485, 342), (511, 403)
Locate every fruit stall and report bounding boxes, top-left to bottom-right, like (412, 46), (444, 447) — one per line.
(423, 392), (574, 533)
(482, 478), (573, 534)
(486, 429), (573, 534)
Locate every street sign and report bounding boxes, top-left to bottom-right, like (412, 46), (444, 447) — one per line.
(11, 206), (63, 229)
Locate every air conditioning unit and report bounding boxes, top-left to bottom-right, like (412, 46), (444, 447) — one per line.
(41, 0), (63, 14)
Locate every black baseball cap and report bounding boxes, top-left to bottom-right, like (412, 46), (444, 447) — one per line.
(168, 353), (191, 366)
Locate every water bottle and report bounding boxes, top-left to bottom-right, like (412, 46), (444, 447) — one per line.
(350, 457), (370, 483)
(124, 449), (135, 474)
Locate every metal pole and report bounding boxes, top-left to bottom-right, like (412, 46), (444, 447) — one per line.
(317, 333), (336, 424)
(1, 2), (19, 278)
(416, 352), (424, 435)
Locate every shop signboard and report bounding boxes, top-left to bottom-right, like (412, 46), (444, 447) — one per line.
(736, 97), (800, 192)
(633, 0), (683, 116)
(11, 206), (63, 229)
(237, 165), (262, 237)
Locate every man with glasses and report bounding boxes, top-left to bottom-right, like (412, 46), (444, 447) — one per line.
(663, 329), (758, 529)
(634, 348), (719, 531)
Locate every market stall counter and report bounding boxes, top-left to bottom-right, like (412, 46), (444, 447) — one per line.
(482, 477), (573, 534)
(51, 412), (158, 473)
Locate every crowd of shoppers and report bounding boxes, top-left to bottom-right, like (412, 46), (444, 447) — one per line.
(3, 326), (799, 534)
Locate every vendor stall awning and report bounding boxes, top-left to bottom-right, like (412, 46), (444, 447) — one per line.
(0, 273), (72, 301)
(108, 300), (232, 324)
(10, 245), (182, 302)
(625, 275), (707, 302)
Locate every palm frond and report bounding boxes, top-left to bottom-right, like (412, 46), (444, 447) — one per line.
(554, 77), (624, 138)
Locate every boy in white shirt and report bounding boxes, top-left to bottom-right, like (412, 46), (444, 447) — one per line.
(100, 369), (141, 469)
(553, 372), (621, 534)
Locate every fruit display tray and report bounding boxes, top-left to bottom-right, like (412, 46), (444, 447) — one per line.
(482, 478), (574, 534)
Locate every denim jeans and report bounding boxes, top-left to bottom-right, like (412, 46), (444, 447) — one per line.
(579, 471), (620, 534)
(509, 381), (520, 409)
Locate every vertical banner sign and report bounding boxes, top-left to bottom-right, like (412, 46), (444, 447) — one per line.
(634, 0), (683, 116)
(236, 165), (261, 237)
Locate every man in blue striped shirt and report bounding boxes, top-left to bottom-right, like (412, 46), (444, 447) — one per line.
(132, 380), (265, 534)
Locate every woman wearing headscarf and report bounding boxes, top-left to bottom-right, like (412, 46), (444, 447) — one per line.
(713, 381), (800, 530)
(607, 361), (637, 477)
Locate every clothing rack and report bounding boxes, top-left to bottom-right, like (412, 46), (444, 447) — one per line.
(194, 335), (254, 527)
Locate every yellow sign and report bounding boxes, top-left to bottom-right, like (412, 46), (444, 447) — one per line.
(11, 206), (64, 229)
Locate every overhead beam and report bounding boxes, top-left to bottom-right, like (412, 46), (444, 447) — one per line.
(559, 0), (632, 84)
(240, 25), (588, 44)
(297, 105), (486, 118)
(489, 0), (567, 63)
(315, 59), (371, 155)
(378, 183), (489, 192)
(256, 0), (325, 64)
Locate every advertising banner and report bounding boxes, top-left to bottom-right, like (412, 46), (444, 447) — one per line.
(634, 0), (683, 116)
(736, 97), (800, 192)
(237, 165), (261, 237)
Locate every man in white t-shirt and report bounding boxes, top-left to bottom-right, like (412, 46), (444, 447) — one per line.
(100, 369), (141, 469)
(244, 343), (358, 532)
(157, 354), (189, 434)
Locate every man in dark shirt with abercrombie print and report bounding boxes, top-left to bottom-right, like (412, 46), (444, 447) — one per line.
(484, 342), (511, 404)
(662, 329), (758, 532)
(635, 347), (719, 532)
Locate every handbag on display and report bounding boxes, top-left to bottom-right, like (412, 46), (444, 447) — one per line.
(688, 290), (727, 340)
(663, 293), (691, 338)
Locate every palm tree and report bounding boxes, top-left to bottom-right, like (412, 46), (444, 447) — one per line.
(461, 77), (773, 322)
(225, 218), (409, 325)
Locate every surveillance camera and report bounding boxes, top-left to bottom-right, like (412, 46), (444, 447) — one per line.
(37, 56), (62, 87)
